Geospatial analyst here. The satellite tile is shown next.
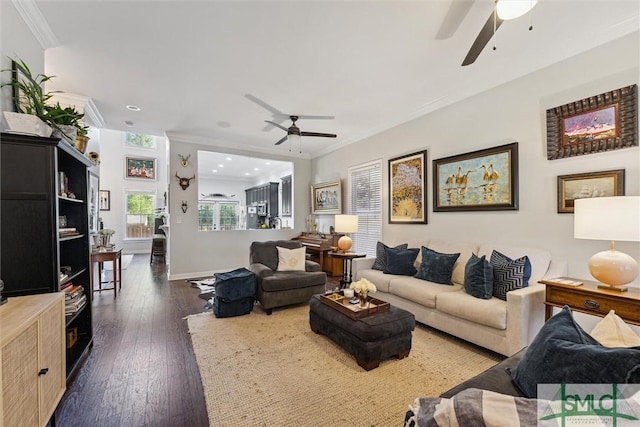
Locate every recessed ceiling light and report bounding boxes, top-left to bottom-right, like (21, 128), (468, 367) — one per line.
(265, 161), (271, 165)
(218, 164), (224, 168)
(212, 169), (218, 173)
(226, 157), (232, 161)
(126, 104), (141, 111)
(245, 172), (250, 176)
(254, 167), (259, 171)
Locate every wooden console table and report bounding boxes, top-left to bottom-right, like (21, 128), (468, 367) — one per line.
(90, 248), (122, 298)
(541, 277), (640, 325)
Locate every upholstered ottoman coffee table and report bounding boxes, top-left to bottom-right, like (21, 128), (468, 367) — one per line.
(309, 294), (415, 371)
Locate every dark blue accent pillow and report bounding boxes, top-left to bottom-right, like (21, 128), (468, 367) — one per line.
(415, 246), (460, 285)
(509, 306), (640, 398)
(490, 250), (531, 300)
(372, 242), (408, 271)
(383, 247), (419, 276)
(464, 253), (494, 298)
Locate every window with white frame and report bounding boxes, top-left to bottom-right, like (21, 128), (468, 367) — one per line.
(198, 201), (239, 231)
(125, 132), (156, 149)
(348, 160), (382, 257)
(125, 190), (156, 239)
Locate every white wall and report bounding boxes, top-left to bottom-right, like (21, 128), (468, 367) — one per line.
(165, 134), (311, 279)
(97, 129), (168, 254)
(312, 32), (640, 285)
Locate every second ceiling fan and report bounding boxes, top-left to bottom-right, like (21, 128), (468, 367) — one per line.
(265, 115), (337, 146)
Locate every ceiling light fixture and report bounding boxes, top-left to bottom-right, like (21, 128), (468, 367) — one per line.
(226, 157), (232, 161)
(496, 0), (538, 20)
(124, 120), (134, 127)
(126, 104), (141, 111)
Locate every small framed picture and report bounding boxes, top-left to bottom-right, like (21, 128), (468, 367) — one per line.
(99, 190), (110, 211)
(311, 180), (341, 214)
(125, 156), (157, 180)
(557, 169), (625, 213)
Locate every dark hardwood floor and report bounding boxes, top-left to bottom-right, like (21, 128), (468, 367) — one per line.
(55, 255), (210, 427)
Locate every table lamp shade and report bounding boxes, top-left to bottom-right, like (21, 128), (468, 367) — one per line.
(574, 196), (640, 288)
(335, 215), (358, 252)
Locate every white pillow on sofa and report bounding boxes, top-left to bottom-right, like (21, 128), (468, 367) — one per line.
(590, 310), (640, 347)
(276, 246), (306, 271)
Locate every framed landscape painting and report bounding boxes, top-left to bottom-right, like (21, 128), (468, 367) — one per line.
(125, 156), (157, 180)
(311, 180), (341, 214)
(389, 150), (427, 224)
(433, 143), (518, 212)
(557, 169), (625, 213)
(546, 85), (637, 160)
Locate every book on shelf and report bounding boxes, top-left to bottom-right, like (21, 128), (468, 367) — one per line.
(64, 284), (84, 299)
(66, 300), (86, 315)
(544, 277), (584, 287)
(66, 294), (87, 310)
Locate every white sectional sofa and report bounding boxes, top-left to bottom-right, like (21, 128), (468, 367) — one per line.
(352, 240), (567, 356)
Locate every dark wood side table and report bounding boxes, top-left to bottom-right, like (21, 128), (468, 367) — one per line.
(90, 248), (122, 298)
(540, 277), (640, 325)
(328, 252), (366, 289)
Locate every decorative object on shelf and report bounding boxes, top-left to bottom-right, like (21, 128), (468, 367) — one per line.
(433, 142), (518, 212)
(87, 151), (100, 165)
(175, 172), (195, 190)
(311, 180), (341, 214)
(74, 133), (89, 154)
(43, 102), (86, 144)
(2, 110), (52, 136)
(125, 156), (157, 180)
(574, 196), (640, 291)
(546, 84), (638, 160)
(99, 190), (110, 211)
(557, 169), (625, 213)
(178, 153), (191, 167)
(389, 149), (428, 224)
(181, 201), (188, 213)
(157, 211), (169, 224)
(349, 278), (377, 308)
(334, 214), (358, 252)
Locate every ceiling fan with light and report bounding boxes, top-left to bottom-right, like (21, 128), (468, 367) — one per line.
(265, 115), (337, 151)
(438, 0), (538, 66)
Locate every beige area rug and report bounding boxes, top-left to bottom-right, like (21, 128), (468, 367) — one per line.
(187, 305), (502, 427)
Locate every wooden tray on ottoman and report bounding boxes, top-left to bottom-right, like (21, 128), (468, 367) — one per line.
(319, 292), (390, 320)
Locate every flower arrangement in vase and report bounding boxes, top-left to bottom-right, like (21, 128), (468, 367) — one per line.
(349, 278), (377, 307)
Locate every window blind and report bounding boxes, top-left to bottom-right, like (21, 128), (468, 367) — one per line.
(348, 160), (382, 257)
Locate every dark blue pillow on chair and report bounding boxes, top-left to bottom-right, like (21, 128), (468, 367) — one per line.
(383, 247), (419, 276)
(464, 253), (494, 298)
(415, 246), (460, 285)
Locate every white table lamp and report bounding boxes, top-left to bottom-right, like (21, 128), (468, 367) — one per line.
(574, 196), (640, 291)
(334, 214), (358, 253)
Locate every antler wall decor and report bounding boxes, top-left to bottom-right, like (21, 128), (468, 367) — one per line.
(175, 173), (195, 190)
(178, 153), (191, 167)
(181, 201), (188, 213)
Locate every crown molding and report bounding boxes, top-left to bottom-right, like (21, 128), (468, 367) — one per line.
(11, 0), (60, 49)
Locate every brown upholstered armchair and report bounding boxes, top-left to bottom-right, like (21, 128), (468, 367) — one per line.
(249, 240), (327, 315)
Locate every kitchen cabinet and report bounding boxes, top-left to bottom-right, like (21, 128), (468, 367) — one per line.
(281, 175), (292, 217)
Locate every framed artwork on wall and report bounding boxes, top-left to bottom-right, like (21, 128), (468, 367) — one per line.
(311, 180), (342, 214)
(389, 150), (428, 224)
(99, 190), (110, 211)
(433, 142), (518, 212)
(546, 84), (637, 160)
(557, 169), (625, 213)
(125, 156), (157, 180)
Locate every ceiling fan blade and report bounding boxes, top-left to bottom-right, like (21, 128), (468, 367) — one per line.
(461, 11), (503, 66)
(300, 131), (337, 138)
(292, 114), (335, 120)
(274, 135), (288, 145)
(264, 120), (289, 132)
(245, 94), (283, 115)
(435, 0), (475, 40)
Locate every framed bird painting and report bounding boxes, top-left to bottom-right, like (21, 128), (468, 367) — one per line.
(432, 142), (519, 212)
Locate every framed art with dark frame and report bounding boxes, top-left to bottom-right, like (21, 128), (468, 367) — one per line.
(311, 180), (342, 214)
(546, 84), (638, 160)
(557, 169), (625, 214)
(389, 150), (428, 224)
(433, 142), (519, 212)
(99, 190), (110, 211)
(125, 156), (157, 180)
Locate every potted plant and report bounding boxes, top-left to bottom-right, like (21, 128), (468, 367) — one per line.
(1, 57), (58, 136)
(43, 102), (82, 142)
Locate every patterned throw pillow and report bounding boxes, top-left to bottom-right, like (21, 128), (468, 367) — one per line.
(276, 246), (306, 271)
(415, 246), (460, 285)
(464, 253), (494, 298)
(490, 250), (531, 301)
(383, 247), (420, 276)
(372, 241), (408, 271)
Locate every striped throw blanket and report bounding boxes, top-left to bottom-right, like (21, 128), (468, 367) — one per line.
(404, 388), (539, 427)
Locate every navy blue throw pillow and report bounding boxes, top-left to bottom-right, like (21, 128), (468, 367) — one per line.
(383, 247), (419, 276)
(490, 250), (531, 300)
(464, 253), (494, 298)
(372, 242), (408, 271)
(509, 306), (640, 398)
(415, 246), (460, 285)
